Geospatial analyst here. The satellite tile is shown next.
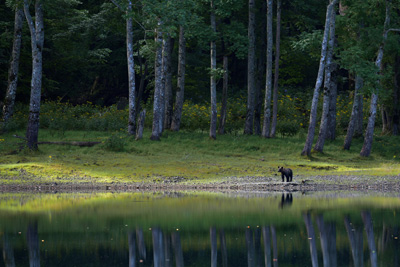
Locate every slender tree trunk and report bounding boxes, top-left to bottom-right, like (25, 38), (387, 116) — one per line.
(2, 7), (23, 128)
(344, 75), (363, 150)
(136, 60), (148, 115)
(360, 0), (390, 157)
(270, 0), (281, 138)
(393, 55), (400, 135)
(126, 0), (136, 135)
(245, 0), (256, 135)
(171, 26), (186, 131)
(24, 0), (44, 151)
(254, 0), (267, 136)
(314, 8), (337, 152)
(262, 0), (273, 138)
(218, 55), (228, 134)
(327, 67), (338, 140)
(301, 0), (338, 156)
(209, 1), (217, 140)
(150, 22), (163, 141)
(159, 37), (167, 134)
(164, 37), (175, 130)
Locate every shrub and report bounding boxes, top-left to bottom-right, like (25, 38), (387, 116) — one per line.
(103, 132), (127, 152)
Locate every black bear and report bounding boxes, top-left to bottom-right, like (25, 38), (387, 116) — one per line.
(278, 166), (293, 182)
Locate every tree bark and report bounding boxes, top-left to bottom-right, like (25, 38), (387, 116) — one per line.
(327, 67), (338, 140)
(150, 21), (164, 141)
(218, 55), (228, 134)
(24, 0), (44, 151)
(344, 75), (363, 150)
(301, 0), (338, 156)
(393, 55), (400, 135)
(244, 0), (256, 135)
(262, 0), (273, 138)
(2, 7), (23, 128)
(209, 1), (217, 140)
(164, 36), (175, 130)
(254, 0), (267, 136)
(270, 0), (281, 138)
(314, 7), (337, 152)
(126, 0), (136, 135)
(360, 0), (390, 157)
(136, 109), (146, 140)
(171, 26), (186, 132)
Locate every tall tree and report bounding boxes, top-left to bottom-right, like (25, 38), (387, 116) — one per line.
(163, 35), (174, 130)
(270, 0), (281, 138)
(2, 6), (23, 129)
(261, 0), (273, 138)
(209, 0), (217, 140)
(150, 20), (164, 141)
(360, 0), (392, 157)
(171, 26), (186, 132)
(301, 0), (338, 156)
(24, 0), (44, 150)
(218, 53), (228, 134)
(244, 0), (256, 135)
(111, 0), (137, 135)
(344, 75), (363, 150)
(314, 3), (337, 152)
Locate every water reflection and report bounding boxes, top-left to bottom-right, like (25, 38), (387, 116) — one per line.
(0, 192), (399, 266)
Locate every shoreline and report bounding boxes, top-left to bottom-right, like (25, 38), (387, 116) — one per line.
(1, 174), (400, 193)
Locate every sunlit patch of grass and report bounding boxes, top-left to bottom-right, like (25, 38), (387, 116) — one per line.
(0, 129), (400, 184)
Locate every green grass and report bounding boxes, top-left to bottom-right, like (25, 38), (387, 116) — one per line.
(0, 129), (399, 184)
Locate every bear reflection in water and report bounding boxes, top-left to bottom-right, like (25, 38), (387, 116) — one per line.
(279, 193), (293, 209)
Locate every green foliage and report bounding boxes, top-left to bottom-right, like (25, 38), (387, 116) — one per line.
(277, 120), (300, 137)
(103, 132), (127, 152)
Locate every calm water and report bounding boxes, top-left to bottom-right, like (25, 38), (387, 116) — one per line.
(0, 191), (399, 266)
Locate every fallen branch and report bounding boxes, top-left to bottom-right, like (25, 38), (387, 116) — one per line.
(13, 135), (101, 147)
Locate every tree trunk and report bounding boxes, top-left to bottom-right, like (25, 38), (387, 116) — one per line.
(360, 0), (390, 157)
(2, 7), (23, 128)
(209, 1), (217, 140)
(254, 0), (267, 136)
(301, 0), (338, 156)
(245, 0), (256, 135)
(327, 67), (338, 140)
(314, 7), (337, 152)
(393, 55), (400, 135)
(136, 109), (146, 140)
(270, 0), (281, 138)
(218, 55), (228, 134)
(159, 37), (167, 134)
(126, 0), (136, 135)
(164, 37), (175, 130)
(171, 26), (186, 132)
(24, 0), (44, 151)
(150, 22), (163, 141)
(136, 60), (148, 116)
(344, 75), (363, 150)
(262, 0), (273, 138)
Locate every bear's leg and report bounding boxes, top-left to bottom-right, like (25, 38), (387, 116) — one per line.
(281, 174), (284, 182)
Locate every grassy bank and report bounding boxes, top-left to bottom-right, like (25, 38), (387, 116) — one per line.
(0, 129), (399, 185)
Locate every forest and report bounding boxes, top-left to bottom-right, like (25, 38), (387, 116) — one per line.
(1, 0), (400, 157)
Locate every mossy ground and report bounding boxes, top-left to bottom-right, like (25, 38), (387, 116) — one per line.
(0, 129), (399, 185)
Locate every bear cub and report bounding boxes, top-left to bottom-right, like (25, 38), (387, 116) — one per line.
(278, 166), (293, 182)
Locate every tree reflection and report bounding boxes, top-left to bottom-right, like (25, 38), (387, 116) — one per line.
(362, 211), (378, 267)
(152, 227), (164, 267)
(136, 228), (147, 261)
(303, 213), (318, 267)
(210, 227), (217, 267)
(316, 215), (337, 267)
(2, 234), (15, 267)
(344, 216), (363, 267)
(262, 226), (272, 267)
(27, 222), (40, 267)
(271, 226), (278, 267)
(220, 229), (228, 267)
(172, 231), (184, 267)
(128, 232), (136, 267)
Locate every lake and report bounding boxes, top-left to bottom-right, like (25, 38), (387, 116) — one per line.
(0, 190), (399, 266)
